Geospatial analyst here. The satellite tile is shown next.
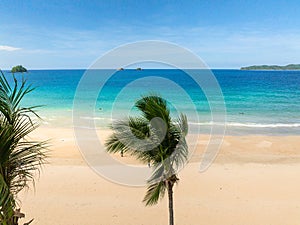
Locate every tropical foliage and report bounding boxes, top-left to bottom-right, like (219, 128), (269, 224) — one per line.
(105, 94), (189, 225)
(241, 64), (300, 70)
(0, 70), (46, 225)
(10, 66), (27, 74)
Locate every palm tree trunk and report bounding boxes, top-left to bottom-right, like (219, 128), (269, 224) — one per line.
(167, 181), (174, 225)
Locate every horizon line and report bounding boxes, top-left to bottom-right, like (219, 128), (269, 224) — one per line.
(1, 67), (241, 71)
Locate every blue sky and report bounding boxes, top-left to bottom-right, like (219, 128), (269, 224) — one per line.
(1, 0), (300, 69)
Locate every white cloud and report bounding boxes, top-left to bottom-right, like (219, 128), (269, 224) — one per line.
(0, 45), (21, 51)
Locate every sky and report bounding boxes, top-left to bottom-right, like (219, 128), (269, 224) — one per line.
(1, 0), (300, 69)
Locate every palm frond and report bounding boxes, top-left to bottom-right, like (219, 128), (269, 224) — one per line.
(0, 69), (47, 222)
(176, 113), (188, 137)
(105, 133), (128, 154)
(0, 70), (11, 93)
(143, 180), (166, 206)
(135, 94), (171, 125)
(0, 174), (14, 223)
(106, 116), (164, 163)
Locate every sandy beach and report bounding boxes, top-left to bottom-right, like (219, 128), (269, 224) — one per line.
(17, 127), (300, 225)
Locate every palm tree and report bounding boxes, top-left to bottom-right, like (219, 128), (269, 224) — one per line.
(106, 94), (188, 225)
(0, 70), (47, 225)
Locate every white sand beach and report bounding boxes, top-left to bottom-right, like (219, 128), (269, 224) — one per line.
(18, 127), (300, 225)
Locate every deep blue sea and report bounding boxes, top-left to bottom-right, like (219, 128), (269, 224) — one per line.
(3, 69), (300, 135)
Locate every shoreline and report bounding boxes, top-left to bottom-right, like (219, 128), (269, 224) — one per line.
(32, 126), (300, 165)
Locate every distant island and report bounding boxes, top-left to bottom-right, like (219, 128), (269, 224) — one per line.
(241, 64), (300, 70)
(11, 65), (27, 73)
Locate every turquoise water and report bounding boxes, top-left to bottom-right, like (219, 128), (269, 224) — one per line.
(3, 69), (300, 135)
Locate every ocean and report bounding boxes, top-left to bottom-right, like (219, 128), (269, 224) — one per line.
(3, 69), (300, 135)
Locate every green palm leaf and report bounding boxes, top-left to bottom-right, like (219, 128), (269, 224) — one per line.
(0, 174), (14, 223)
(143, 180), (166, 206)
(0, 69), (47, 224)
